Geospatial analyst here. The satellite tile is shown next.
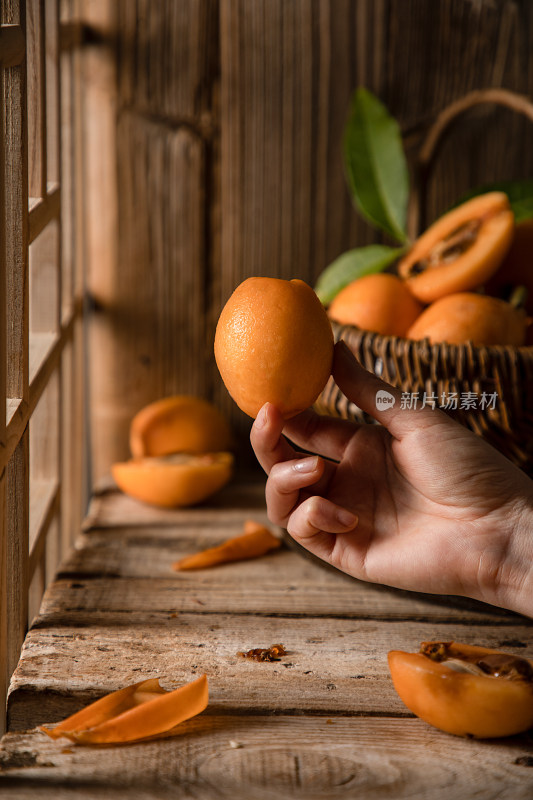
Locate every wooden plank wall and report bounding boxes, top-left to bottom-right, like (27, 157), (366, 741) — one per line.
(86, 0), (533, 482)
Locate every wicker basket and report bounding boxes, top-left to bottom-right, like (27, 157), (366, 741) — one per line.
(316, 323), (533, 475)
(315, 89), (533, 476)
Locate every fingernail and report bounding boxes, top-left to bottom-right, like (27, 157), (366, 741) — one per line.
(336, 508), (358, 528)
(254, 404), (269, 430)
(293, 456), (319, 473)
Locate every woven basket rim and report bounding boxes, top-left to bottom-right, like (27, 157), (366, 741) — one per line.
(330, 321), (533, 356)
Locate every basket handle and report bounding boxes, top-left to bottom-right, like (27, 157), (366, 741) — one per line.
(407, 88), (533, 239)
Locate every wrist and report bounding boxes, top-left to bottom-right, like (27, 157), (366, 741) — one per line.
(492, 491), (533, 617)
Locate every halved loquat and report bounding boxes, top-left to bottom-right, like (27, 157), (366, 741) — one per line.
(398, 192), (514, 303)
(130, 395), (233, 459)
(111, 452), (234, 508)
(388, 641), (533, 738)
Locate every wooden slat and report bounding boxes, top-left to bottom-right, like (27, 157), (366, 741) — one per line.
(54, 534), (516, 624)
(0, 24), (25, 68)
(8, 614), (533, 730)
(27, 556), (45, 635)
(59, 320), (86, 556)
(5, 435), (29, 682)
(29, 368), (60, 557)
(45, 0), (59, 184)
(3, 309), (80, 473)
(5, 399), (20, 428)
(4, 60), (29, 402)
(2, 715), (533, 799)
(28, 182), (60, 243)
(29, 219), (60, 334)
(82, 481), (270, 530)
(26, 0), (46, 198)
(117, 0), (217, 123)
(42, 573), (517, 626)
(2, 0), (30, 739)
(28, 479), (59, 570)
(28, 331), (58, 385)
(71, 482), (529, 623)
(58, 19), (84, 51)
(59, 14), (74, 319)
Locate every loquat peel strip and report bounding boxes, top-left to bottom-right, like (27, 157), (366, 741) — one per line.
(41, 674), (208, 744)
(173, 520), (281, 571)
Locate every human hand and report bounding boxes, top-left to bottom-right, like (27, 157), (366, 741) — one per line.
(250, 341), (533, 616)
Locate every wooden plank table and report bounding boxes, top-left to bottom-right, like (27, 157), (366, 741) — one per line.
(2, 479), (533, 798)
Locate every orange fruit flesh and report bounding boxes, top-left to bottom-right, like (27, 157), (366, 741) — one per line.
(388, 645), (533, 738)
(214, 278), (334, 419)
(399, 192), (515, 303)
(111, 452), (234, 508)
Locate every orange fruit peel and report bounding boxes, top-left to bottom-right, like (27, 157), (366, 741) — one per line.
(406, 292), (528, 346)
(214, 277), (334, 419)
(173, 519), (281, 570)
(327, 273), (422, 336)
(130, 395), (233, 458)
(111, 452), (234, 508)
(388, 641), (533, 738)
(41, 674), (208, 744)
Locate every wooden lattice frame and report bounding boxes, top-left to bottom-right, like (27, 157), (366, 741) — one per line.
(0, 0), (86, 734)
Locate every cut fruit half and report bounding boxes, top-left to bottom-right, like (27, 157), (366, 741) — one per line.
(112, 452), (234, 508)
(398, 192), (514, 303)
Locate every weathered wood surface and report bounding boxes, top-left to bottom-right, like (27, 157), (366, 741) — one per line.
(49, 543), (516, 625)
(2, 716), (533, 800)
(8, 615), (533, 729)
(2, 480), (533, 797)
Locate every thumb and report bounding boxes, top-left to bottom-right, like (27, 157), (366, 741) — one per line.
(332, 340), (442, 439)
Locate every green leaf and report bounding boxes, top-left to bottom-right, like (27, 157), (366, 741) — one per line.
(314, 244), (406, 305)
(343, 88), (409, 243)
(457, 179), (533, 223)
